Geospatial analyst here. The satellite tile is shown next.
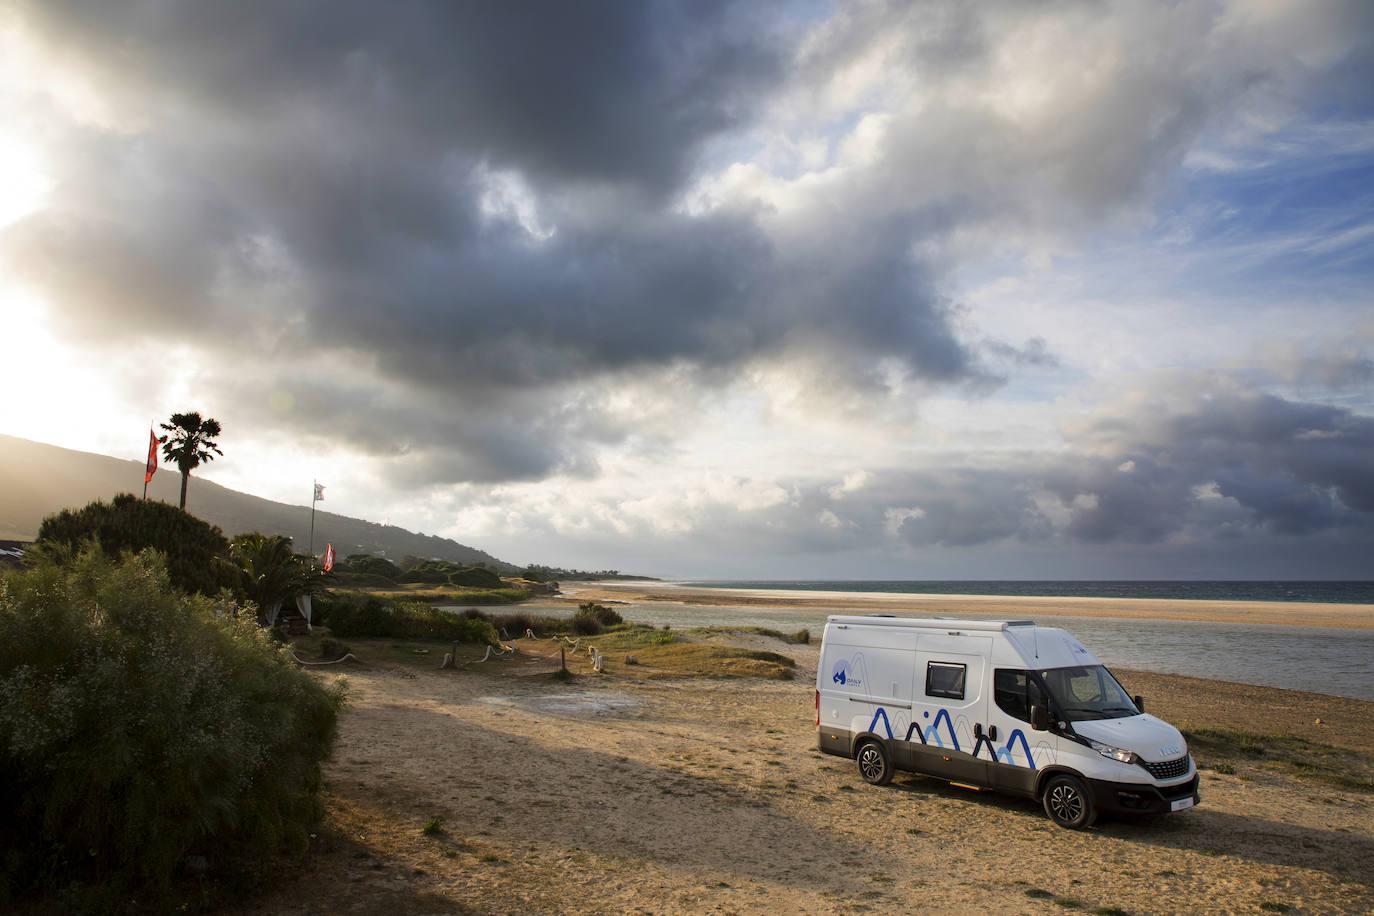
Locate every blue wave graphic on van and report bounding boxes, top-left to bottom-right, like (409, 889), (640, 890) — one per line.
(868, 706), (1038, 769)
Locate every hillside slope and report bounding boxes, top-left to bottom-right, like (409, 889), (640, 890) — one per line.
(0, 434), (516, 569)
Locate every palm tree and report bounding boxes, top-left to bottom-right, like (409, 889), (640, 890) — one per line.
(231, 532), (323, 627)
(159, 411), (223, 510)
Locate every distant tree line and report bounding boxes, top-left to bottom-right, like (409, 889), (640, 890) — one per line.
(518, 564), (657, 583)
(330, 554), (505, 588)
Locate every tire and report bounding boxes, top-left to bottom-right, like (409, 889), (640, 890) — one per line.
(1042, 774), (1097, 829)
(856, 739), (893, 786)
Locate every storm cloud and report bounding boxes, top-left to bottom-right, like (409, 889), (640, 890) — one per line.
(2, 1), (1371, 576)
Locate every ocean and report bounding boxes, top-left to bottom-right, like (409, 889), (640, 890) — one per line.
(512, 583), (1374, 701)
(677, 580), (1374, 605)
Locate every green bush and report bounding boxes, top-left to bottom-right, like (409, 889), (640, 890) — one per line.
(447, 566), (503, 588)
(0, 548), (345, 909)
(399, 559), (462, 584)
(336, 554), (402, 581)
(34, 493), (237, 596)
(320, 595), (498, 643)
(576, 601), (623, 627)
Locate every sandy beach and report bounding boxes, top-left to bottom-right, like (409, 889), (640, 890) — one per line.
(563, 581), (1374, 631)
(231, 607), (1374, 916)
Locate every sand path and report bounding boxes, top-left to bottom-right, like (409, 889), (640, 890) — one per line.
(232, 634), (1374, 915)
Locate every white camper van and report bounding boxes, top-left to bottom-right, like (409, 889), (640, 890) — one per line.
(815, 616), (1199, 828)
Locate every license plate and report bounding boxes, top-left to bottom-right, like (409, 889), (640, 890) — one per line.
(1170, 796), (1195, 812)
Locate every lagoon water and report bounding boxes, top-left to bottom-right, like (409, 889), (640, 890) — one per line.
(496, 598), (1374, 702)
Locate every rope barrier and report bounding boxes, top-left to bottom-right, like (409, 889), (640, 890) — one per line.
(290, 650), (360, 666)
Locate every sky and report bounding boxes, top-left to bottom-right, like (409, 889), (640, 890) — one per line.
(1, 0), (1372, 579)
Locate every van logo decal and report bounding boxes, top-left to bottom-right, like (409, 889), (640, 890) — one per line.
(831, 659), (859, 687)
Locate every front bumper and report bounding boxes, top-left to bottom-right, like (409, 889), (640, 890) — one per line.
(1086, 774), (1200, 816)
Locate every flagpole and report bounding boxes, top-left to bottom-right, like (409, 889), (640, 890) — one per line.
(310, 479), (317, 559)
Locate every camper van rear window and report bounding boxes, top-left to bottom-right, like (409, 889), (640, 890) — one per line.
(926, 662), (967, 700)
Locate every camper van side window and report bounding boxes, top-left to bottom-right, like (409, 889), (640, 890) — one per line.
(994, 669), (1030, 722)
(994, 669), (1047, 723)
(926, 662), (966, 700)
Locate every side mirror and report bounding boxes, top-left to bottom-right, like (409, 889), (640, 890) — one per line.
(1133, 695), (1145, 713)
(1030, 704), (1049, 731)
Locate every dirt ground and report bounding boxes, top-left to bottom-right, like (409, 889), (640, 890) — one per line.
(229, 635), (1374, 916)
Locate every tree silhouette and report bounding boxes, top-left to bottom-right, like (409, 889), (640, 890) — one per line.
(159, 411), (223, 510)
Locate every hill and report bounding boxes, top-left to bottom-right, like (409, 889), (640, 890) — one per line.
(0, 434), (517, 570)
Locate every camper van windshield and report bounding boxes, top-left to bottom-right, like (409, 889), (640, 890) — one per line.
(1038, 665), (1138, 722)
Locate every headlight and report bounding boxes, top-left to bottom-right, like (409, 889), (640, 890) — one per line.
(1090, 740), (1138, 764)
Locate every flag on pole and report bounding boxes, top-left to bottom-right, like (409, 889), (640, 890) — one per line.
(323, 543), (336, 572)
(314, 483), (325, 501)
(144, 428), (159, 483)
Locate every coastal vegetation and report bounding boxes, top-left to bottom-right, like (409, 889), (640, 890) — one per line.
(326, 555), (536, 603)
(295, 602), (799, 680)
(1183, 725), (1374, 793)
(517, 564), (657, 583)
(314, 593), (499, 644)
(33, 492), (238, 595)
(0, 547), (345, 911)
(230, 531), (328, 627)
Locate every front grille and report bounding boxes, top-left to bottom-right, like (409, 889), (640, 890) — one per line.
(1140, 754), (1191, 780)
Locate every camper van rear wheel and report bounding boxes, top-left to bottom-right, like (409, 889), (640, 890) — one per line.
(1042, 774), (1096, 828)
(856, 740), (893, 786)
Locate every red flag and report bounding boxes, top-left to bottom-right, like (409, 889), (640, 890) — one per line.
(323, 543), (335, 572)
(144, 428), (158, 483)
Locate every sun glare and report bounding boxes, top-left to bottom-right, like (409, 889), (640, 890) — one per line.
(0, 134), (53, 229)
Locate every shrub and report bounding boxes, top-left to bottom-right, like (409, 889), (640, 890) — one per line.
(336, 554), (402, 581)
(320, 595), (497, 643)
(33, 493), (237, 596)
(0, 547), (345, 909)
(569, 614), (604, 636)
(576, 601), (623, 627)
(399, 560), (462, 584)
(447, 566), (503, 588)
(319, 637), (351, 661)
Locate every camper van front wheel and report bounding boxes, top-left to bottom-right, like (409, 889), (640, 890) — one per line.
(856, 740), (893, 786)
(1042, 774), (1097, 829)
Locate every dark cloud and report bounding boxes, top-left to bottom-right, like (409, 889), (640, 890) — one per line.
(1043, 380), (1374, 542)
(7, 0), (1373, 508)
(638, 379), (1374, 558)
(5, 0), (998, 481)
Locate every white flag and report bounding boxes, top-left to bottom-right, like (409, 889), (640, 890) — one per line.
(314, 483), (325, 501)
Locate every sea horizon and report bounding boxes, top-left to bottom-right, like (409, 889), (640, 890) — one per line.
(673, 579), (1374, 605)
